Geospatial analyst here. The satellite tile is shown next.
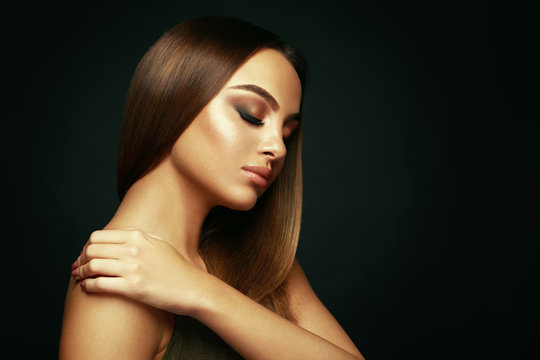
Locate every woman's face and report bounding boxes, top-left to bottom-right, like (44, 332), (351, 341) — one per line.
(170, 48), (302, 210)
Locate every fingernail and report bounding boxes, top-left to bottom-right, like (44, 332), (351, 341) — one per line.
(80, 281), (85, 290)
(71, 268), (79, 277)
(71, 260), (78, 270)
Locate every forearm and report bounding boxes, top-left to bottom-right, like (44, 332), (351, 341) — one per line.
(189, 275), (362, 360)
(72, 230), (363, 358)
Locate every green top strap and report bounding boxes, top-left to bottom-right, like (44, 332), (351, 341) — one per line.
(162, 315), (244, 360)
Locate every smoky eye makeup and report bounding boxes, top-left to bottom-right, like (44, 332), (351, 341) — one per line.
(235, 106), (264, 126)
(282, 121), (299, 142)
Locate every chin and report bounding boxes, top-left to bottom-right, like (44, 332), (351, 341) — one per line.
(221, 189), (259, 211)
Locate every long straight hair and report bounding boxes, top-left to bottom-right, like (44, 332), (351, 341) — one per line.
(117, 16), (307, 320)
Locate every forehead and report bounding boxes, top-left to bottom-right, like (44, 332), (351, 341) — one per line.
(223, 49), (302, 113)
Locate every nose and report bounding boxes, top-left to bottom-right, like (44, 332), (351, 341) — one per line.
(257, 129), (287, 162)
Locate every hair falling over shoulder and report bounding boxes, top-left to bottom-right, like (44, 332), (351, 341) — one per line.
(117, 16), (307, 320)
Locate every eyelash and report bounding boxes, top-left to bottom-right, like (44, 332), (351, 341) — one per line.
(237, 109), (293, 144)
(237, 110), (264, 126)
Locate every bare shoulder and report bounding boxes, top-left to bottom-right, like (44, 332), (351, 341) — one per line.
(287, 258), (364, 359)
(60, 277), (174, 360)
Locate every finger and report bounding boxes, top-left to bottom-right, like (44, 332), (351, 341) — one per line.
(77, 241), (144, 269)
(80, 243), (128, 263)
(87, 229), (132, 245)
(80, 277), (129, 295)
(77, 242), (95, 266)
(74, 242), (91, 269)
(73, 258), (124, 280)
(78, 230), (134, 265)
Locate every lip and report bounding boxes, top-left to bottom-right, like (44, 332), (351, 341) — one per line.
(241, 166), (272, 187)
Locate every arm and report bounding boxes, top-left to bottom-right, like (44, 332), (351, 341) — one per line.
(192, 259), (364, 360)
(59, 249), (173, 359)
(73, 229), (364, 359)
(287, 259), (363, 358)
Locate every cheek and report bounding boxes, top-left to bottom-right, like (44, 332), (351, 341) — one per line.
(171, 101), (257, 186)
(201, 106), (246, 155)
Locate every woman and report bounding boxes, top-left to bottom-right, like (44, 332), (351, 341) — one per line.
(60, 16), (364, 359)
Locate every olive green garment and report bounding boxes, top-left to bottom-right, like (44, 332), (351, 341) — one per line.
(162, 315), (244, 360)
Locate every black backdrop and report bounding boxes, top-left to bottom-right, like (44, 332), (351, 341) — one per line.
(3, 1), (538, 359)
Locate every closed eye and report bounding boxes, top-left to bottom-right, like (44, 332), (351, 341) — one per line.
(282, 120), (299, 142)
(237, 110), (264, 126)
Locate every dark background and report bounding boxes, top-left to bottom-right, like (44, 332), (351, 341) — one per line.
(3, 1), (538, 359)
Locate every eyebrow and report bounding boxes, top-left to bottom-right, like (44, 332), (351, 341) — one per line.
(227, 84), (280, 111)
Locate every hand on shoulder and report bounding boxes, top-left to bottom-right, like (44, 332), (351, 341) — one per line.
(60, 228), (184, 360)
(70, 228), (209, 315)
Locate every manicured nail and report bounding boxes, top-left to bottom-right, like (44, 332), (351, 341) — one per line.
(71, 268), (79, 277)
(71, 260), (78, 270)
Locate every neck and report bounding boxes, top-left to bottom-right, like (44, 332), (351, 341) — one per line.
(105, 157), (214, 266)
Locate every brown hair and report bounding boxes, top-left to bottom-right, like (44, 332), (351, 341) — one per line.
(117, 16), (307, 320)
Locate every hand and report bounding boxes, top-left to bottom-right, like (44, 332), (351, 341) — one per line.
(71, 228), (207, 315)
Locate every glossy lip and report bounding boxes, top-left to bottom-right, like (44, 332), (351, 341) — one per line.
(241, 166), (272, 187)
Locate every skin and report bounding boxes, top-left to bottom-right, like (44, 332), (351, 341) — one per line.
(60, 49), (364, 360)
